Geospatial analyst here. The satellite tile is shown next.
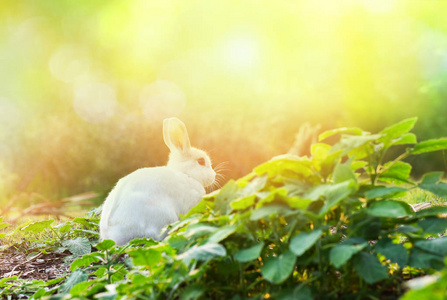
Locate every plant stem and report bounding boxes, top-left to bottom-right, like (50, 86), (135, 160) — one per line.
(373, 149), (386, 186)
(48, 226), (62, 242)
(379, 152), (410, 175)
(316, 239), (325, 298)
(239, 262), (245, 294)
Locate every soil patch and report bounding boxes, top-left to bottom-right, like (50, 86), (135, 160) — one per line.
(0, 249), (70, 281)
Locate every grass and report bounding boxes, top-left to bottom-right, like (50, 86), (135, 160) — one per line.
(403, 188), (447, 206)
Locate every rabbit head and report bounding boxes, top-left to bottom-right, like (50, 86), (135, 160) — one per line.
(163, 117), (216, 187)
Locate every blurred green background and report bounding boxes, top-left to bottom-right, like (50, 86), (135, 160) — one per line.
(1, 0), (447, 209)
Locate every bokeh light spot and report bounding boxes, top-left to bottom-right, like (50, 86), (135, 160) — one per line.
(73, 83), (117, 123)
(362, 0), (396, 14)
(139, 80), (186, 121)
(0, 98), (21, 139)
(418, 29), (447, 81)
(221, 35), (260, 72)
(49, 45), (91, 83)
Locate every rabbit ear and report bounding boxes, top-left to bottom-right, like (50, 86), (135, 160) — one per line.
(163, 117), (191, 152)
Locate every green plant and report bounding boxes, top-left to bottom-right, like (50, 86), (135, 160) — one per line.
(118, 117), (446, 299)
(0, 215), (101, 298)
(3, 215), (99, 258)
(401, 257), (447, 300)
(0, 276), (65, 299)
(0, 216), (10, 239)
(3, 117), (447, 299)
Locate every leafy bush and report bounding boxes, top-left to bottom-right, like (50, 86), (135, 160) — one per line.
(2, 117), (447, 299)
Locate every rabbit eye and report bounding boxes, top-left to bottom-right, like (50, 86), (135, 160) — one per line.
(197, 158), (206, 166)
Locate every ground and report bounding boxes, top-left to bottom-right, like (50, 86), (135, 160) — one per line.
(0, 248), (69, 281)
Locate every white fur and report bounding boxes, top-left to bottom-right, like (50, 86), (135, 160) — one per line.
(99, 118), (215, 245)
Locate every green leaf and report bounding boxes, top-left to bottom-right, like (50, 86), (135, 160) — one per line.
(290, 229), (322, 256)
(250, 205), (294, 221)
(236, 172), (256, 185)
(375, 237), (408, 268)
(351, 160), (368, 171)
(410, 138), (447, 154)
(43, 276), (66, 287)
(367, 200), (413, 218)
(414, 237), (447, 256)
(91, 267), (107, 277)
(84, 283), (106, 297)
(72, 217), (98, 229)
(305, 180), (357, 217)
(365, 186), (408, 200)
(59, 269), (88, 293)
(180, 283), (204, 300)
(418, 172), (447, 197)
(409, 248), (444, 270)
(261, 250), (296, 284)
(254, 156), (313, 179)
(230, 195), (256, 210)
(24, 279), (45, 288)
(278, 286), (313, 300)
(0, 276), (17, 287)
(57, 223), (73, 233)
(319, 180), (358, 217)
(32, 288), (46, 298)
(185, 224), (219, 238)
(73, 229), (100, 237)
(333, 162), (357, 184)
(397, 225), (421, 234)
(0, 217), (10, 230)
(234, 242), (264, 262)
(401, 274), (447, 300)
(420, 172), (443, 184)
(283, 196), (312, 210)
(128, 248), (162, 268)
(21, 219), (54, 233)
(214, 180), (240, 214)
(178, 243), (226, 265)
(70, 253), (102, 271)
(70, 281), (93, 296)
(319, 127), (365, 141)
(330, 134), (382, 155)
(62, 237), (91, 257)
(208, 225), (237, 243)
(353, 252), (388, 284)
(168, 235), (188, 250)
(239, 175), (268, 196)
(379, 117), (417, 146)
(256, 188), (288, 208)
(330, 242), (367, 268)
(416, 206), (447, 218)
(107, 270), (125, 285)
(390, 133), (417, 146)
(378, 161), (412, 185)
(95, 239), (116, 250)
(320, 149), (343, 179)
(169, 214), (202, 233)
(418, 218), (447, 234)
(185, 199), (210, 217)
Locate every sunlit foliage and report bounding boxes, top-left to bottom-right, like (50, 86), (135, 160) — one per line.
(1, 119), (447, 299)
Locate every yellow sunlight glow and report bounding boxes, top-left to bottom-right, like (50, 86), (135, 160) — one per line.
(73, 83), (117, 123)
(139, 80), (186, 121)
(221, 35), (260, 73)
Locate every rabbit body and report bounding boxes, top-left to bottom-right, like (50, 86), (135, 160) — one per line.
(99, 117), (215, 246)
(100, 166), (205, 246)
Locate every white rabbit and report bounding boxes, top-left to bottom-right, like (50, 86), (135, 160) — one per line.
(99, 117), (216, 246)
